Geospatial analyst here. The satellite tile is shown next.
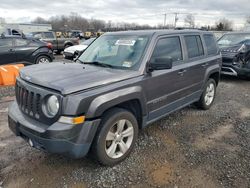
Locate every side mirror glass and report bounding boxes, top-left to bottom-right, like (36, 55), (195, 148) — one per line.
(148, 57), (173, 72)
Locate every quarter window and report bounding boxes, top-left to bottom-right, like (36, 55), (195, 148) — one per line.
(203, 34), (217, 55)
(184, 35), (204, 58)
(151, 37), (183, 63)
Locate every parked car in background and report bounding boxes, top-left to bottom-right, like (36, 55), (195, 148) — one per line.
(8, 30), (221, 166)
(29, 31), (79, 54)
(63, 37), (96, 60)
(0, 35), (54, 65)
(218, 32), (250, 79)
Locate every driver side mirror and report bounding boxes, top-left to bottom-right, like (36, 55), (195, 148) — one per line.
(147, 57), (173, 72)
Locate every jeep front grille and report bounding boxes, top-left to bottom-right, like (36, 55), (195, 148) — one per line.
(16, 84), (42, 119)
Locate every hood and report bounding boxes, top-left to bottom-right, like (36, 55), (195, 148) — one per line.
(64, 45), (88, 53)
(20, 62), (140, 95)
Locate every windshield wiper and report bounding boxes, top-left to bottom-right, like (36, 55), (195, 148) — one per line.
(83, 61), (114, 68)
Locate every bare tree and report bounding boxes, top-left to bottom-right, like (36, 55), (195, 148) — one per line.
(32, 17), (49, 24)
(184, 14), (195, 28)
(246, 16), (250, 24)
(215, 18), (233, 31)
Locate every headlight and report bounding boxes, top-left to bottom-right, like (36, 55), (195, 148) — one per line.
(42, 95), (59, 117)
(238, 44), (247, 53)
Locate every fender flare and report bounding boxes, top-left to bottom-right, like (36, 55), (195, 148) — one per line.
(85, 86), (147, 118)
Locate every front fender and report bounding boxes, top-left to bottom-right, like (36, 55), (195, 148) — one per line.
(86, 86), (147, 118)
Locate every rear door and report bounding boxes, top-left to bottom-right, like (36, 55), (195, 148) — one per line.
(14, 38), (35, 63)
(145, 35), (191, 122)
(0, 38), (16, 65)
(181, 34), (207, 96)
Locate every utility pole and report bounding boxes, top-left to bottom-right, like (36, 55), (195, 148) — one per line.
(163, 13), (167, 28)
(174, 13), (179, 28)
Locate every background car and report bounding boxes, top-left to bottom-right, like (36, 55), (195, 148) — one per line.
(0, 35), (54, 65)
(218, 32), (250, 79)
(63, 37), (96, 60)
(29, 31), (79, 54)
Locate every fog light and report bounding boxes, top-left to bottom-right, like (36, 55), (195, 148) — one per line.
(59, 116), (85, 125)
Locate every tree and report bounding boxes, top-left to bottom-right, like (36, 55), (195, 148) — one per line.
(215, 18), (233, 31)
(246, 16), (250, 24)
(32, 17), (49, 24)
(184, 14), (195, 28)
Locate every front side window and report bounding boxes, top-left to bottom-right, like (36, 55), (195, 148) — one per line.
(203, 34), (217, 55)
(79, 35), (149, 70)
(151, 36), (183, 63)
(184, 35), (204, 58)
(0, 38), (12, 47)
(43, 32), (54, 39)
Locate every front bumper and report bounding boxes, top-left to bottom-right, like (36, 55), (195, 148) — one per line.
(221, 59), (250, 77)
(8, 102), (100, 158)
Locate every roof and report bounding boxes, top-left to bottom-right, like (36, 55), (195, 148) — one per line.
(104, 29), (213, 37)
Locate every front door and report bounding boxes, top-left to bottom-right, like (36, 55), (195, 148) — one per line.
(144, 36), (190, 123)
(0, 38), (15, 65)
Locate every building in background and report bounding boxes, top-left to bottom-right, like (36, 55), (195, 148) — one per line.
(0, 23), (52, 35)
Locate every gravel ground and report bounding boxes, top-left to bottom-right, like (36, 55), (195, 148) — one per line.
(0, 75), (249, 188)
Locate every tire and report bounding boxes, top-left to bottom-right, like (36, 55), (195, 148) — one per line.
(196, 79), (217, 110)
(35, 55), (51, 64)
(91, 108), (138, 166)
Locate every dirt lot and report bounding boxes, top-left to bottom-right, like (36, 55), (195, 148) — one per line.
(0, 74), (249, 188)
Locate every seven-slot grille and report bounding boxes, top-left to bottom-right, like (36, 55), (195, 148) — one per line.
(15, 83), (42, 119)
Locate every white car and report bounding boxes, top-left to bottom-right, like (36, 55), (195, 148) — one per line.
(63, 38), (96, 60)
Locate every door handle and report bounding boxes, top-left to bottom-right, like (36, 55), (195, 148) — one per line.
(178, 69), (187, 75)
(202, 63), (209, 67)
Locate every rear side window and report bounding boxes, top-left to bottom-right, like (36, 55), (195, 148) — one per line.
(15, 39), (29, 46)
(151, 36), (183, 63)
(203, 34), (217, 55)
(43, 32), (54, 39)
(0, 38), (12, 47)
(184, 35), (204, 58)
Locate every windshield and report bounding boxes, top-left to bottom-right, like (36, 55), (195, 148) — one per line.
(80, 38), (96, 45)
(218, 33), (250, 47)
(78, 35), (149, 70)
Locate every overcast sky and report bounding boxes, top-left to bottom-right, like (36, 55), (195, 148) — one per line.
(0, 0), (249, 29)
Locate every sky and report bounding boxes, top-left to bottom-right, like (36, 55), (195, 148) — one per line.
(0, 0), (249, 29)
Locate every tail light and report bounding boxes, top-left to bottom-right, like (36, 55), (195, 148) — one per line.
(47, 42), (53, 49)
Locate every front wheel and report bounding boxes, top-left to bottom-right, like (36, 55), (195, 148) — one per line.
(91, 108), (138, 166)
(196, 79), (216, 110)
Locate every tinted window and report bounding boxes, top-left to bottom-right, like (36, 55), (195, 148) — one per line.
(151, 37), (183, 63)
(15, 39), (29, 46)
(203, 34), (217, 55)
(43, 32), (54, 39)
(0, 38), (12, 47)
(184, 35), (204, 58)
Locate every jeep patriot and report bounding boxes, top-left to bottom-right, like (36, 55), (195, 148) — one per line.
(8, 30), (221, 165)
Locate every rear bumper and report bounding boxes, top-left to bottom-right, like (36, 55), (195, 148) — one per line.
(8, 102), (100, 158)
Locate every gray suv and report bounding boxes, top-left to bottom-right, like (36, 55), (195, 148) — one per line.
(8, 30), (221, 165)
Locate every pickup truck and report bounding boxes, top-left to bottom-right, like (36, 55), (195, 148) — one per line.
(29, 31), (79, 54)
(8, 30), (221, 166)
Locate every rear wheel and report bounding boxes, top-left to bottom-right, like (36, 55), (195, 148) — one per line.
(92, 108), (138, 166)
(35, 55), (51, 64)
(196, 79), (216, 110)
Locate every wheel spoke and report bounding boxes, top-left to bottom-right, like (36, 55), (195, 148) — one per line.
(107, 141), (118, 157)
(106, 131), (116, 141)
(122, 127), (134, 137)
(117, 120), (126, 133)
(118, 140), (128, 154)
